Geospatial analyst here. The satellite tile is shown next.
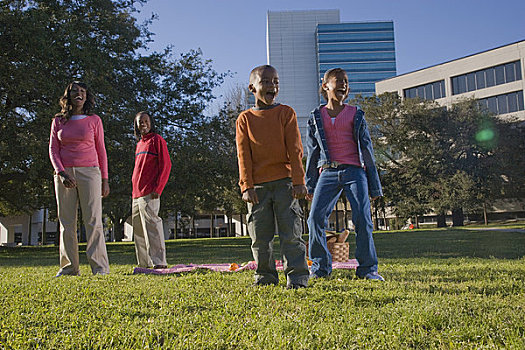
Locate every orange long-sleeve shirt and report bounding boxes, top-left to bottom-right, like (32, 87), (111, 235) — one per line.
(235, 104), (305, 193)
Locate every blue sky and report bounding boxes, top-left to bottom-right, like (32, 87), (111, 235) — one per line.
(134, 0), (525, 104)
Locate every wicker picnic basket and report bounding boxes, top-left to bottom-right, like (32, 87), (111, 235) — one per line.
(306, 229), (351, 262)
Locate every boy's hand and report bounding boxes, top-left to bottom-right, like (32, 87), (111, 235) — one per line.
(305, 193), (314, 201)
(242, 188), (259, 204)
(292, 184), (307, 199)
(150, 192), (160, 199)
(371, 196), (380, 201)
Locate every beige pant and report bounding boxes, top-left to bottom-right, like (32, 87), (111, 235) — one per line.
(54, 167), (110, 275)
(132, 194), (167, 267)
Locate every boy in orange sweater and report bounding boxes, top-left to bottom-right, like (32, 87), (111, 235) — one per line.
(236, 65), (309, 289)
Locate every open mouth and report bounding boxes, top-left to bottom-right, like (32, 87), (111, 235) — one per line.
(74, 96), (83, 101)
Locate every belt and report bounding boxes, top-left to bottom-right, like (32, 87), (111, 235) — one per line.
(321, 161), (354, 169)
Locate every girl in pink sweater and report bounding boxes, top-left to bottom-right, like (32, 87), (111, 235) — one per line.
(49, 81), (110, 276)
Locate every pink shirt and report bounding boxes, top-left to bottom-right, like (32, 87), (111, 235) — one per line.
(321, 105), (361, 167)
(49, 114), (109, 178)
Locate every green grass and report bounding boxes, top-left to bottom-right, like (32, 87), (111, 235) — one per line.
(1, 227), (524, 349)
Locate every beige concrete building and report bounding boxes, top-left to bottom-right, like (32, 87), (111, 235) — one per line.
(376, 40), (525, 120)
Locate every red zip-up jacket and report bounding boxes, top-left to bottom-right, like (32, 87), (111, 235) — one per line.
(132, 133), (171, 199)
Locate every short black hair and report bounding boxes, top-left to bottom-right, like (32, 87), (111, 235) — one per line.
(319, 68), (348, 100)
(134, 111), (156, 140)
(249, 65), (277, 84)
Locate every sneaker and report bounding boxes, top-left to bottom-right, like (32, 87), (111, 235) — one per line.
(286, 283), (307, 289)
(361, 272), (385, 281)
(153, 265), (168, 269)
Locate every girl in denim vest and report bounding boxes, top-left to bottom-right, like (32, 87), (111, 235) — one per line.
(305, 68), (384, 281)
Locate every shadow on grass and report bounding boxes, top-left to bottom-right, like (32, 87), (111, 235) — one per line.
(1, 228), (523, 267)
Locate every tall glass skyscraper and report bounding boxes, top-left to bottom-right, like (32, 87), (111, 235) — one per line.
(316, 21), (396, 101)
(267, 10), (397, 138)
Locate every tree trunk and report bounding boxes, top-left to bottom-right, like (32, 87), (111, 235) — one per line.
(113, 218), (124, 242)
(483, 203), (488, 225)
(452, 208), (464, 226)
(343, 197), (348, 230)
(436, 213), (446, 228)
(240, 213), (245, 236)
(42, 208), (47, 245)
(210, 214), (214, 238)
(226, 214), (232, 237)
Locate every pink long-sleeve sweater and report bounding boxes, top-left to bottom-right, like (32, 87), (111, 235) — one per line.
(49, 114), (109, 178)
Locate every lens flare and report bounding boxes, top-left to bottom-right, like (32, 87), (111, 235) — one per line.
(475, 128), (495, 142)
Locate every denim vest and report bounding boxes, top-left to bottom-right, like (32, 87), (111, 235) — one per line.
(305, 105), (383, 198)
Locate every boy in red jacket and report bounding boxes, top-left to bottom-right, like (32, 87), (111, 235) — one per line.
(132, 111), (172, 269)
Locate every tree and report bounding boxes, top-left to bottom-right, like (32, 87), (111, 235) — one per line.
(0, 1), (227, 240)
(355, 93), (524, 226)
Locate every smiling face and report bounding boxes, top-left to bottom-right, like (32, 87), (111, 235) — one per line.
(69, 83), (87, 114)
(136, 113), (151, 136)
(323, 70), (349, 104)
(249, 66), (279, 108)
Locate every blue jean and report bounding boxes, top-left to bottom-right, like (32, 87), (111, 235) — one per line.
(307, 165), (378, 278)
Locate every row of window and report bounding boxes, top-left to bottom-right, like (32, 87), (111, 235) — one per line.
(318, 31), (394, 44)
(318, 51), (396, 63)
(478, 91), (524, 115)
(451, 61), (521, 95)
(318, 41), (395, 53)
(319, 70), (396, 83)
(404, 80), (446, 100)
(320, 62), (396, 73)
(317, 22), (394, 33)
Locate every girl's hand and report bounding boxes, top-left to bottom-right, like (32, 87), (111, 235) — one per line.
(102, 179), (110, 198)
(59, 171), (77, 188)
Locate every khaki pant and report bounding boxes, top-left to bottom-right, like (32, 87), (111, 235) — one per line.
(54, 167), (110, 275)
(132, 194), (167, 267)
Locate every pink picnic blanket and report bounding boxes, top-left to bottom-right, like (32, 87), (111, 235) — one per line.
(133, 259), (359, 275)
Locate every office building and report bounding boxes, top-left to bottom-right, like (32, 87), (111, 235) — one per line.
(267, 10), (397, 137)
(376, 40), (525, 119)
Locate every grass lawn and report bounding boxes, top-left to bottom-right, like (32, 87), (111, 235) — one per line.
(1, 227), (524, 349)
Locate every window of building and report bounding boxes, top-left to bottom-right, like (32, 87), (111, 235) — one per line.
(466, 72), (476, 92)
(487, 96), (498, 114)
(495, 66), (505, 85)
(485, 68), (495, 87)
(476, 71), (486, 89)
(508, 91), (518, 112)
(403, 80), (445, 100)
(505, 62), (516, 82)
(479, 91), (524, 115)
(451, 60), (521, 95)
(497, 94), (508, 114)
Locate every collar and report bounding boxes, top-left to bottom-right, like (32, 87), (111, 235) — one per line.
(141, 132), (155, 141)
(252, 103), (280, 111)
